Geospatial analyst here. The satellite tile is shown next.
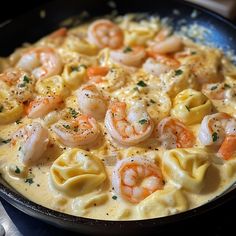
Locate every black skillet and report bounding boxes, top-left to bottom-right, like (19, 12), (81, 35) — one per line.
(1, 0), (236, 235)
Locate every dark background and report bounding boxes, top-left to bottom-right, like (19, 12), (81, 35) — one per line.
(1, 1), (236, 235)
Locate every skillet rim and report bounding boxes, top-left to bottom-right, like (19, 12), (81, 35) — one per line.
(1, 0), (236, 230)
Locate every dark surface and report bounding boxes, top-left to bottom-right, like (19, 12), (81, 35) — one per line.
(1, 0), (236, 235)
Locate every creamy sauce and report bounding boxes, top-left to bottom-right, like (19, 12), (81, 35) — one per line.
(1, 14), (236, 220)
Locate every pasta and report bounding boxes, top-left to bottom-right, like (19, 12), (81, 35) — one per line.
(0, 13), (236, 221)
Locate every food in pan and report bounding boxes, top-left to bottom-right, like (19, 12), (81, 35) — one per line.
(1, 14), (236, 220)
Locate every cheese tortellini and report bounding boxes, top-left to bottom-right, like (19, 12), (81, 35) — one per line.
(50, 149), (107, 197)
(0, 90), (23, 124)
(137, 187), (188, 219)
(162, 148), (210, 193)
(171, 89), (212, 125)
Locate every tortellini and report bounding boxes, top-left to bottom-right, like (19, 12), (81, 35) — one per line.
(171, 89), (212, 125)
(35, 75), (69, 97)
(0, 90), (23, 124)
(63, 35), (98, 56)
(50, 149), (107, 197)
(62, 62), (87, 89)
(160, 65), (200, 98)
(162, 148), (210, 193)
(137, 187), (188, 218)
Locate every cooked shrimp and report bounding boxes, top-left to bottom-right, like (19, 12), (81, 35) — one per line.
(86, 66), (109, 84)
(202, 83), (235, 101)
(157, 117), (195, 149)
(87, 19), (124, 49)
(27, 96), (63, 119)
(16, 47), (62, 79)
(76, 84), (107, 120)
(51, 115), (100, 147)
(151, 35), (183, 54)
(0, 68), (34, 102)
(112, 157), (164, 203)
(12, 122), (49, 165)
(154, 27), (171, 42)
(105, 101), (154, 145)
(110, 46), (146, 67)
(199, 113), (236, 159)
(143, 55), (179, 76)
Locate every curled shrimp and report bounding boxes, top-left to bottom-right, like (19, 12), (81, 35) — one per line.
(51, 115), (100, 147)
(0, 68), (34, 102)
(143, 54), (179, 76)
(157, 117), (195, 149)
(199, 113), (236, 160)
(27, 96), (63, 119)
(112, 157), (164, 203)
(105, 101), (154, 146)
(110, 46), (146, 67)
(12, 122), (49, 165)
(150, 35), (183, 54)
(76, 84), (107, 121)
(87, 19), (124, 49)
(16, 47), (62, 79)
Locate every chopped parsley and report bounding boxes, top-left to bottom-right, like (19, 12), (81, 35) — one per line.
(175, 69), (183, 76)
(18, 146), (22, 151)
(19, 75), (30, 87)
(15, 166), (21, 174)
(224, 83), (231, 89)
(71, 64), (87, 72)
(210, 85), (218, 90)
(139, 119), (148, 125)
(112, 195), (117, 200)
(191, 51), (197, 55)
(15, 119), (22, 124)
(0, 105), (3, 113)
(185, 105), (190, 112)
(63, 124), (70, 129)
(69, 107), (78, 118)
(212, 132), (218, 142)
(133, 87), (139, 91)
(150, 99), (156, 104)
(25, 178), (34, 185)
(137, 81), (147, 87)
(1, 139), (11, 144)
(123, 46), (132, 53)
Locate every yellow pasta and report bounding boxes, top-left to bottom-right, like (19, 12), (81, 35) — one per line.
(171, 89), (212, 125)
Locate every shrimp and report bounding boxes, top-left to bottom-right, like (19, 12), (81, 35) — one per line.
(86, 66), (109, 84)
(16, 47), (62, 79)
(27, 96), (63, 119)
(112, 157), (164, 203)
(157, 117), (195, 149)
(105, 101), (154, 145)
(143, 55), (179, 76)
(76, 84), (107, 120)
(51, 115), (100, 147)
(110, 46), (146, 67)
(202, 83), (235, 100)
(12, 122), (49, 165)
(150, 35), (183, 54)
(0, 68), (34, 102)
(87, 19), (124, 49)
(199, 113), (236, 160)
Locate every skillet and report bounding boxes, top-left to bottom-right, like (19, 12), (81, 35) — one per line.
(1, 0), (236, 235)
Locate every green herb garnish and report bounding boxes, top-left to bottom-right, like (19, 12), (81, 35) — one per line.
(19, 75), (30, 87)
(63, 124), (70, 129)
(150, 99), (156, 104)
(69, 107), (78, 118)
(15, 166), (21, 174)
(224, 83), (231, 89)
(25, 178), (34, 185)
(137, 81), (147, 87)
(123, 47), (132, 53)
(191, 51), (197, 55)
(139, 119), (148, 125)
(15, 119), (22, 124)
(0, 105), (3, 113)
(133, 87), (139, 91)
(185, 105), (190, 112)
(1, 139), (11, 144)
(212, 132), (218, 142)
(210, 85), (218, 90)
(175, 69), (183, 76)
(112, 195), (117, 200)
